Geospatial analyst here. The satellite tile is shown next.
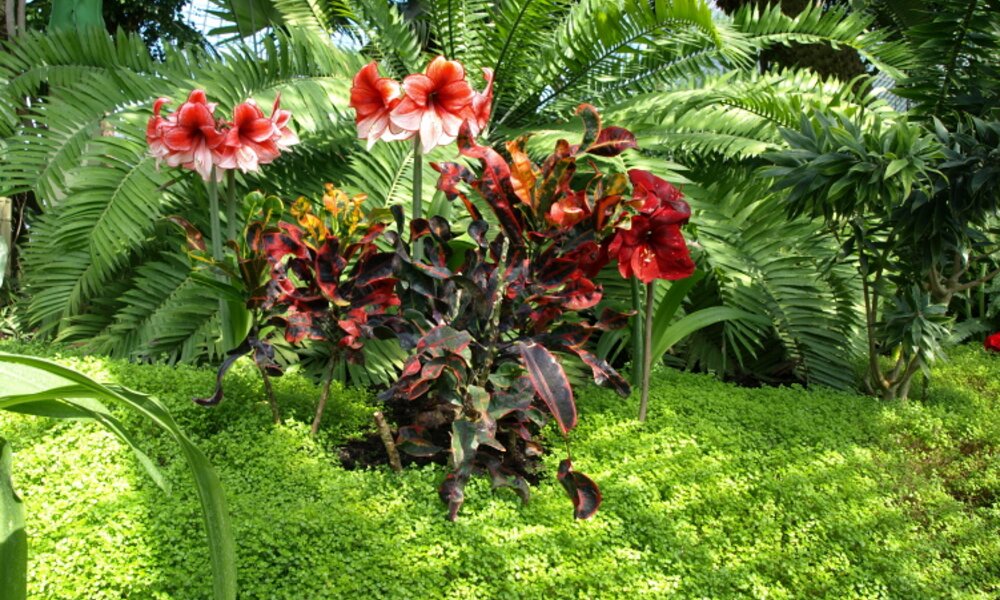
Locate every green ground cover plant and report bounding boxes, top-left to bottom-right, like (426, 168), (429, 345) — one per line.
(1, 340), (998, 599)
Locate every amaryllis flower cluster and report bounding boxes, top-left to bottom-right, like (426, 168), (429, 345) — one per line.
(349, 57), (493, 154)
(608, 170), (696, 283)
(147, 90), (298, 180)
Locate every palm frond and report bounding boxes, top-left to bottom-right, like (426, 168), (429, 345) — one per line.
(684, 171), (862, 389)
(728, 2), (915, 79)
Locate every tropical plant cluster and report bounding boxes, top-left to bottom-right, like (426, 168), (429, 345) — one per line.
(1, 0), (1000, 598)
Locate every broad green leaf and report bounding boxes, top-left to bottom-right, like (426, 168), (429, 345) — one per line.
(0, 354), (237, 600)
(0, 436), (27, 600)
(884, 158), (909, 179)
(651, 306), (766, 361)
(650, 270), (705, 344)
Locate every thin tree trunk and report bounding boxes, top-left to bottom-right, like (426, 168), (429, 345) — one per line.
(258, 363), (281, 425)
(5, 0), (16, 38)
(311, 358), (337, 436)
(638, 281), (655, 422)
(0, 198), (11, 281)
(373, 411), (402, 473)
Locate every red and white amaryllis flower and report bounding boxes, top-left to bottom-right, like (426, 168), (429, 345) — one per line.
(216, 100), (280, 173)
(270, 95), (299, 151)
(390, 57), (475, 154)
(146, 97), (175, 166)
(147, 90), (297, 179)
(349, 58), (494, 153)
(158, 90), (227, 181)
(350, 62), (409, 149)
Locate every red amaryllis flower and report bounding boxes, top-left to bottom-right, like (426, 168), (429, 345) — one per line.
(466, 67), (494, 137)
(161, 89), (227, 180)
(628, 168), (686, 214)
(985, 332), (1000, 353)
(146, 97), (174, 166)
(390, 56), (474, 154)
(350, 62), (408, 149)
(608, 203), (694, 283)
(216, 100), (280, 173)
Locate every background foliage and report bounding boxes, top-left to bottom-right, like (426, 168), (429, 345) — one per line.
(0, 0), (920, 389)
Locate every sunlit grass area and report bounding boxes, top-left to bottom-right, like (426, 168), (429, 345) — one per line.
(3, 342), (998, 599)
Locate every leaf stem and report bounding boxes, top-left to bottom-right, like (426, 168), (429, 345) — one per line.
(630, 276), (643, 387)
(639, 280), (655, 422)
(311, 356), (337, 436)
(207, 167), (233, 351)
(258, 362), (281, 425)
(224, 169), (237, 243)
(412, 135), (423, 220)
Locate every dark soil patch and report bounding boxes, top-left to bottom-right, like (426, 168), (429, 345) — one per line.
(336, 400), (545, 485)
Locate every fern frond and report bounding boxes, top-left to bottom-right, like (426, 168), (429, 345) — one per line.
(342, 0), (423, 78)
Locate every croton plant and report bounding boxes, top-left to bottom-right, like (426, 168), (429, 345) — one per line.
(166, 60), (695, 521)
(376, 106), (679, 520)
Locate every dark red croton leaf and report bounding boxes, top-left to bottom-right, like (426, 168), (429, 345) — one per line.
(165, 216), (207, 252)
(517, 341), (576, 434)
(575, 104), (638, 157)
(395, 425), (444, 457)
(194, 335), (283, 406)
(557, 459), (602, 519)
(260, 222), (310, 263)
(586, 126), (638, 157)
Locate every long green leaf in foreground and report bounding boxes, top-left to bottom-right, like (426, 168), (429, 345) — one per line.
(0, 436), (27, 600)
(0, 353), (237, 600)
(650, 306), (767, 362)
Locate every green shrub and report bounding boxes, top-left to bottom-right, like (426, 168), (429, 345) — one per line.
(1, 341), (998, 598)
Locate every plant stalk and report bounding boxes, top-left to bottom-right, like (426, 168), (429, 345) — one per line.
(639, 280), (655, 422)
(311, 357), (337, 436)
(373, 411), (402, 473)
(630, 276), (643, 387)
(258, 363), (281, 425)
(412, 135), (423, 220)
(224, 169), (237, 243)
(207, 168), (233, 351)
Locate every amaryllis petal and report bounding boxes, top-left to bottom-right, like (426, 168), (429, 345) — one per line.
(389, 97), (424, 131)
(162, 126), (195, 152)
(425, 56), (465, 86)
(401, 73), (433, 106)
(468, 67), (494, 137)
(351, 62), (405, 148)
(419, 112), (445, 154)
